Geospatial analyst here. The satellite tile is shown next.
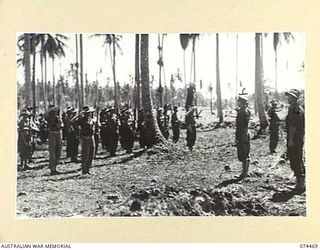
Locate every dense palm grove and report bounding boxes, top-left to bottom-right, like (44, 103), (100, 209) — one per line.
(16, 33), (306, 217)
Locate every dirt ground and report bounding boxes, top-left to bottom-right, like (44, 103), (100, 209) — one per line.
(16, 108), (306, 217)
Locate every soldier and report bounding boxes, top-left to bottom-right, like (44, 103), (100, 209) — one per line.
(119, 110), (135, 153)
(104, 108), (119, 156)
(235, 94), (251, 180)
(162, 104), (170, 139)
(72, 106), (96, 175)
(45, 105), (63, 175)
(285, 89), (305, 193)
(17, 109), (32, 170)
(65, 107), (80, 163)
(171, 105), (180, 143)
(267, 100), (280, 154)
(185, 106), (196, 151)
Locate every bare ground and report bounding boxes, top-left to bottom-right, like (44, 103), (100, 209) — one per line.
(16, 115), (306, 218)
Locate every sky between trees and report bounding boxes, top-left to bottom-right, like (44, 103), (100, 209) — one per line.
(16, 32), (305, 100)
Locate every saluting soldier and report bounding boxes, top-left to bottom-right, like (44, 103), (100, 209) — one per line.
(267, 100), (280, 154)
(45, 105), (63, 175)
(185, 106), (196, 151)
(119, 110), (135, 153)
(171, 105), (180, 143)
(162, 104), (170, 140)
(104, 108), (119, 156)
(235, 93), (251, 180)
(65, 107), (79, 163)
(72, 106), (96, 175)
(285, 89), (305, 193)
(18, 109), (32, 170)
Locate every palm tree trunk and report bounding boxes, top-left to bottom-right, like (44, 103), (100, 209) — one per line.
(140, 34), (165, 147)
(255, 33), (268, 133)
(183, 50), (186, 99)
(44, 54), (48, 109)
(52, 57), (55, 105)
(31, 35), (37, 114)
(216, 34), (223, 124)
(112, 35), (119, 111)
(79, 34), (84, 107)
(135, 34), (140, 123)
(40, 43), (46, 111)
(23, 34), (32, 107)
(75, 34), (80, 109)
(275, 49), (278, 98)
(235, 33), (239, 100)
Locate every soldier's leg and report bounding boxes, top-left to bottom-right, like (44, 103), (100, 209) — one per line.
(81, 137), (90, 174)
(48, 133), (57, 174)
(56, 133), (62, 166)
(88, 136), (95, 170)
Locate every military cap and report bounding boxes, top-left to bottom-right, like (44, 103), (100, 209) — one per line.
(173, 105), (178, 110)
(20, 109), (30, 116)
(285, 89), (300, 99)
(82, 106), (95, 113)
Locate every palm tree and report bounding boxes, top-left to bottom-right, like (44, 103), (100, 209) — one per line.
(135, 34), (140, 122)
(179, 34), (190, 96)
(272, 32), (294, 97)
(79, 34), (84, 107)
(216, 33), (223, 124)
(23, 34), (32, 107)
(190, 34), (199, 83)
(140, 34), (165, 147)
(255, 33), (268, 132)
(42, 34), (68, 106)
(91, 34), (122, 110)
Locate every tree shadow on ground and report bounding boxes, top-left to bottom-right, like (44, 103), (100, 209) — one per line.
(271, 190), (297, 202)
(216, 178), (242, 188)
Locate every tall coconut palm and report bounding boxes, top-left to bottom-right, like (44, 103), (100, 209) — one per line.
(179, 34), (190, 94)
(135, 34), (140, 122)
(91, 34), (122, 110)
(140, 34), (165, 147)
(190, 34), (199, 83)
(42, 34), (68, 106)
(79, 34), (84, 107)
(216, 33), (223, 124)
(272, 32), (294, 97)
(255, 33), (268, 132)
(23, 34), (32, 107)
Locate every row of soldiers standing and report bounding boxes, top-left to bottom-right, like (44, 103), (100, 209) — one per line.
(18, 103), (195, 175)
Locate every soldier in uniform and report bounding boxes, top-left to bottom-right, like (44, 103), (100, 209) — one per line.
(185, 106), (196, 151)
(119, 110), (135, 153)
(18, 109), (32, 170)
(285, 89), (305, 193)
(104, 108), (119, 156)
(171, 105), (180, 143)
(45, 105), (63, 175)
(72, 106), (96, 175)
(162, 104), (170, 140)
(65, 107), (79, 163)
(267, 100), (280, 154)
(235, 94), (251, 180)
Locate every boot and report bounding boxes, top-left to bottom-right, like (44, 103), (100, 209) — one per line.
(238, 159), (250, 180)
(294, 176), (305, 194)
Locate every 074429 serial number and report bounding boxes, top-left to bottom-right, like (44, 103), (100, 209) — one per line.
(300, 244), (319, 248)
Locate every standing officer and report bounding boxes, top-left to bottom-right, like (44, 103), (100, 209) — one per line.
(18, 109), (32, 170)
(185, 106), (196, 151)
(45, 105), (63, 175)
(119, 110), (135, 153)
(235, 94), (251, 180)
(66, 107), (79, 163)
(104, 108), (119, 156)
(267, 100), (280, 154)
(171, 105), (180, 143)
(72, 106), (96, 175)
(285, 89), (305, 193)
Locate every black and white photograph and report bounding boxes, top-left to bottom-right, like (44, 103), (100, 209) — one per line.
(16, 32), (305, 218)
